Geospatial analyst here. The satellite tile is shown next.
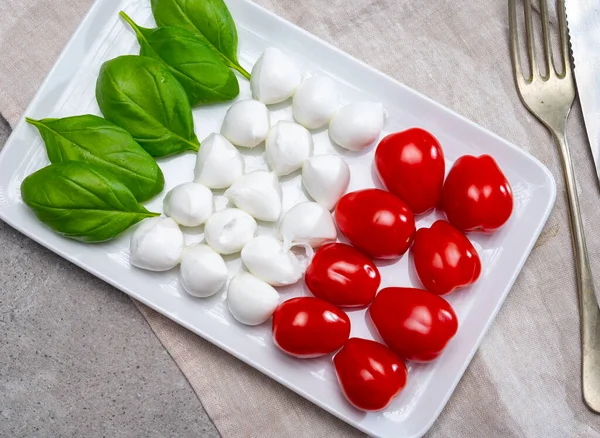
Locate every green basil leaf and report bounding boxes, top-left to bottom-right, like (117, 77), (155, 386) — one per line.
(21, 161), (159, 243)
(26, 115), (164, 202)
(96, 55), (200, 157)
(150, 0), (250, 79)
(119, 11), (239, 106)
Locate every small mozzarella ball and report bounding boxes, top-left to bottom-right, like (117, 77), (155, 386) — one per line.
(204, 208), (257, 255)
(163, 182), (213, 227)
(180, 244), (228, 297)
(130, 217), (184, 271)
(224, 171), (282, 222)
(329, 102), (385, 151)
(194, 133), (245, 189)
(265, 121), (313, 176)
(221, 100), (270, 148)
(241, 235), (305, 286)
(227, 272), (280, 325)
(302, 155), (350, 211)
(251, 47), (301, 104)
(279, 202), (337, 248)
(293, 75), (338, 129)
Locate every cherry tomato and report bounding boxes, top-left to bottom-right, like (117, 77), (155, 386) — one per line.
(441, 154), (513, 232)
(375, 128), (445, 215)
(272, 297), (351, 358)
(335, 189), (416, 259)
(305, 243), (381, 308)
(369, 287), (458, 362)
(333, 338), (408, 411)
(412, 220), (481, 295)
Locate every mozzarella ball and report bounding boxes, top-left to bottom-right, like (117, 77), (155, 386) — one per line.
(265, 121), (313, 176)
(329, 102), (385, 151)
(224, 171), (282, 222)
(204, 208), (257, 255)
(278, 202), (337, 248)
(194, 133), (245, 189)
(163, 182), (213, 227)
(241, 235), (306, 286)
(130, 217), (184, 271)
(180, 244), (228, 297)
(302, 155), (350, 210)
(221, 100), (270, 148)
(227, 272), (280, 325)
(251, 47), (301, 104)
(293, 75), (338, 129)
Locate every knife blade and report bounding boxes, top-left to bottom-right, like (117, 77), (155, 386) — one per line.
(565, 0), (600, 184)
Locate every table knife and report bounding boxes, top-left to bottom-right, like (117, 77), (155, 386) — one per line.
(565, 0), (600, 185)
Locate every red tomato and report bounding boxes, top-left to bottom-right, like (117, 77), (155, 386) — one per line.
(305, 243), (381, 308)
(334, 338), (408, 411)
(375, 128), (445, 215)
(335, 189), (416, 260)
(272, 297), (351, 358)
(369, 287), (458, 362)
(441, 154), (513, 232)
(412, 220), (481, 295)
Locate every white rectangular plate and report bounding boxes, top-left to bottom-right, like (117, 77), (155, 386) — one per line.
(0, 1), (556, 437)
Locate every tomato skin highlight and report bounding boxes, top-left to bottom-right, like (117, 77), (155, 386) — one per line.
(335, 189), (416, 260)
(272, 297), (351, 358)
(441, 154), (513, 232)
(375, 128), (445, 215)
(369, 287), (458, 362)
(334, 338), (408, 411)
(412, 220), (481, 295)
(305, 243), (381, 308)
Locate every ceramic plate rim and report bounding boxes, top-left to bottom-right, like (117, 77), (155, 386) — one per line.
(0, 1), (557, 437)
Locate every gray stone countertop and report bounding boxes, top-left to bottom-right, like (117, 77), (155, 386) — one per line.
(0, 115), (220, 437)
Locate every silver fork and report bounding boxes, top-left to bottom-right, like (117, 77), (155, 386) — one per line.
(509, 0), (600, 414)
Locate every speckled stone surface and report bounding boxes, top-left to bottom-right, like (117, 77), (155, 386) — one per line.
(0, 115), (220, 437)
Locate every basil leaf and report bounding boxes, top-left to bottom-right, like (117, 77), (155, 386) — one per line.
(119, 12), (239, 106)
(21, 161), (159, 243)
(26, 115), (164, 202)
(96, 55), (200, 157)
(150, 0), (250, 79)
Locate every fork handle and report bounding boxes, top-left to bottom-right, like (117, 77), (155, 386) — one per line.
(553, 130), (600, 413)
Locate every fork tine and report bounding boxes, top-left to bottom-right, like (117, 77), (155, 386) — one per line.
(557, 0), (571, 77)
(523, 0), (537, 80)
(508, 0), (525, 84)
(540, 0), (554, 77)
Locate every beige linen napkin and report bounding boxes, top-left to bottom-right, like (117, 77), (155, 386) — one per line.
(2, 0), (600, 436)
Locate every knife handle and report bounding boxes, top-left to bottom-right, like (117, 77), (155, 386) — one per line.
(553, 130), (600, 414)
